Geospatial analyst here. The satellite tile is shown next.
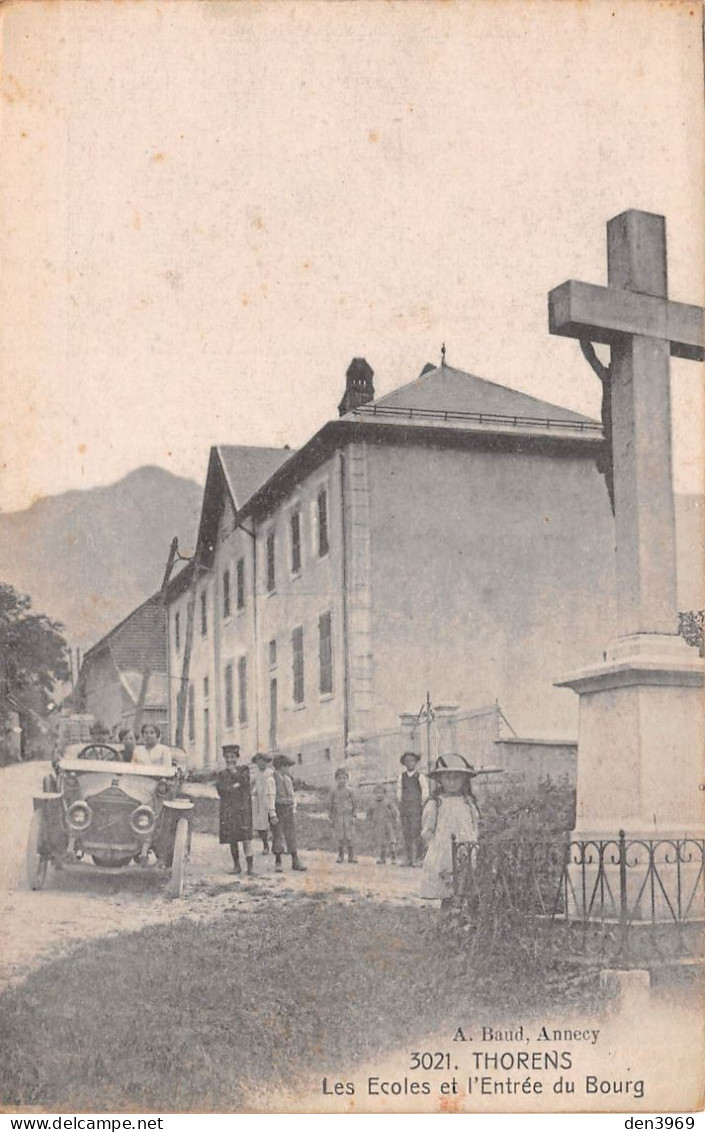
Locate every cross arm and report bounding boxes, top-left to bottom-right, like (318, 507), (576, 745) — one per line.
(548, 280), (704, 362)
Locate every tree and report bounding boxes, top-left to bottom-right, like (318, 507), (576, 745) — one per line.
(0, 584), (71, 749)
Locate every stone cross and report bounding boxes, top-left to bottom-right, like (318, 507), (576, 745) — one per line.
(548, 210), (704, 638)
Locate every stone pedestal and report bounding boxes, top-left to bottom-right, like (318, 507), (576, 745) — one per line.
(557, 633), (704, 840)
(556, 633), (704, 924)
(600, 969), (651, 1015)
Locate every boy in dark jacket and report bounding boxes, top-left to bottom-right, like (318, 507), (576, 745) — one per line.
(396, 751), (429, 867)
(215, 744), (254, 876)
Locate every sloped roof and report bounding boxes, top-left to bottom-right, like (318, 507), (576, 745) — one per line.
(83, 593), (166, 674)
(217, 446), (293, 510)
(192, 445), (294, 568)
(233, 361), (603, 524)
(349, 364), (596, 427)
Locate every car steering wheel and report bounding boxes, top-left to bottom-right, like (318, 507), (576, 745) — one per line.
(78, 744), (121, 762)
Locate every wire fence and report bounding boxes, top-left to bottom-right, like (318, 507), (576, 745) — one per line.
(355, 703), (504, 787)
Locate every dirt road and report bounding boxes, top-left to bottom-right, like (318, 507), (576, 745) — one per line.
(0, 762), (423, 990)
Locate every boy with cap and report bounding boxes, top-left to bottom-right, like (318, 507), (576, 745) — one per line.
(250, 752), (278, 853)
(396, 751), (429, 867)
(271, 754), (307, 873)
(370, 783), (400, 865)
(328, 766), (357, 863)
(215, 744), (255, 876)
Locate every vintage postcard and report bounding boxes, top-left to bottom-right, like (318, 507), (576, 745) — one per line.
(0, 0), (703, 1119)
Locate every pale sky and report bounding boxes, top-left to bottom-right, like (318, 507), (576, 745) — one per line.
(1, 0), (702, 513)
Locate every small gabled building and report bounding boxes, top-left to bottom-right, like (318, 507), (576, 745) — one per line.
(77, 592), (168, 735)
(165, 358), (620, 781)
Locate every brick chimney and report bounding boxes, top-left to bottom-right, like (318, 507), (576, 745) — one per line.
(338, 357), (375, 417)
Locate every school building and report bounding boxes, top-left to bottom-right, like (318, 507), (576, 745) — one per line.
(164, 356), (628, 782)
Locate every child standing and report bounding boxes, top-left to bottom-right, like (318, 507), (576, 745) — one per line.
(329, 767), (357, 863)
(271, 754), (307, 873)
(396, 751), (429, 867)
(215, 744), (254, 876)
(420, 753), (480, 907)
(370, 783), (399, 865)
(250, 752), (277, 853)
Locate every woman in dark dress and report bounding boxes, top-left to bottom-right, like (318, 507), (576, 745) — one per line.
(215, 744), (254, 876)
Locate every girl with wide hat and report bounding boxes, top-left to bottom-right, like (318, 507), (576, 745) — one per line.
(420, 753), (480, 902)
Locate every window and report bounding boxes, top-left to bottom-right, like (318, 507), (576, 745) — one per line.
(203, 707), (210, 761)
(236, 557), (245, 610)
(266, 531), (276, 592)
(269, 677), (277, 750)
(174, 611), (181, 652)
(319, 611), (333, 695)
(187, 683), (195, 743)
(222, 569), (231, 619)
(290, 509), (302, 574)
(200, 590), (208, 637)
(269, 638), (277, 669)
(292, 626), (304, 704)
(203, 675), (209, 702)
(317, 488), (329, 557)
(237, 656), (248, 724)
(297, 752), (303, 765)
(224, 663), (234, 730)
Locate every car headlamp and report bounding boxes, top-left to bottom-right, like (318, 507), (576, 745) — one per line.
(66, 800), (92, 832)
(156, 779), (169, 797)
(130, 805), (156, 836)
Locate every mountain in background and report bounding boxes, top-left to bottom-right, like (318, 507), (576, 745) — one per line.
(0, 466), (202, 660)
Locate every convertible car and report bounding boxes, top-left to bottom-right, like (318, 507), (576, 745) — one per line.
(26, 742), (193, 898)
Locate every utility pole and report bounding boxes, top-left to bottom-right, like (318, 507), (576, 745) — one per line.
(418, 691), (435, 775)
(175, 555), (201, 750)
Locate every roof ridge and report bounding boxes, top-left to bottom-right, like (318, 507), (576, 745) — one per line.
(369, 364), (446, 408)
(215, 443), (294, 454)
(444, 366), (593, 419)
(372, 363), (594, 423)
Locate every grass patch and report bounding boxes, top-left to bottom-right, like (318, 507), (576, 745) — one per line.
(0, 900), (603, 1113)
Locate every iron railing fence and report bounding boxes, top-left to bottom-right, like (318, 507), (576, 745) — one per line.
(351, 403), (603, 434)
(451, 832), (705, 968)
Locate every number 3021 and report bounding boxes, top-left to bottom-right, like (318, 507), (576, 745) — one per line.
(409, 1052), (451, 1071)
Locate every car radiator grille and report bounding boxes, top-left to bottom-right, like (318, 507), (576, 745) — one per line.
(81, 786), (140, 850)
